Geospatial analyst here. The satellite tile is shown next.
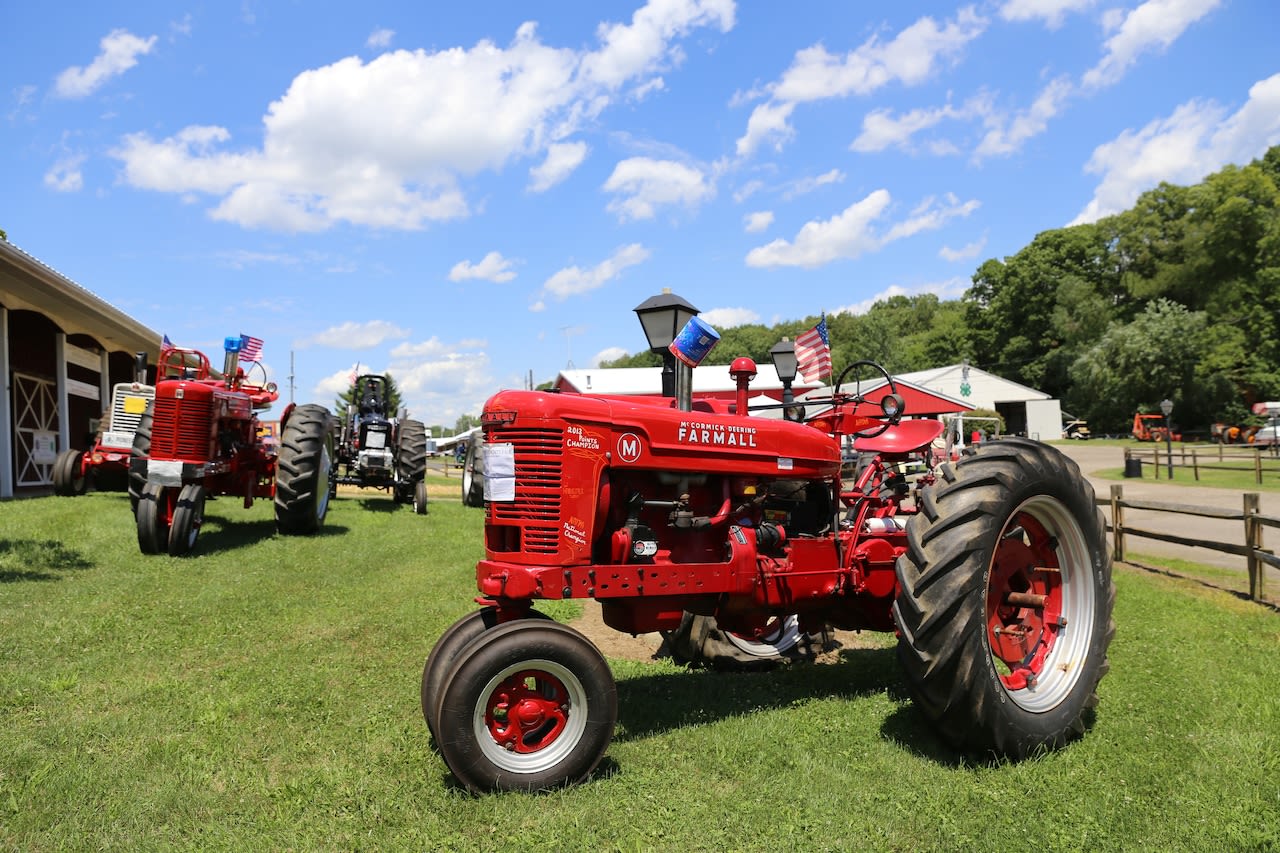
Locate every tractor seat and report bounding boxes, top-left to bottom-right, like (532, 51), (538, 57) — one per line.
(853, 418), (945, 455)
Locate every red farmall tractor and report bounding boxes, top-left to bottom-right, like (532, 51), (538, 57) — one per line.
(421, 358), (1116, 794)
(128, 338), (334, 556)
(53, 353), (154, 496)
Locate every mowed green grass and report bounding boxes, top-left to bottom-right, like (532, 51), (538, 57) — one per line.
(2, 484), (1278, 851)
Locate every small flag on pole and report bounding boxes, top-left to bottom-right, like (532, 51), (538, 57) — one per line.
(794, 315), (831, 383)
(239, 334), (264, 363)
(162, 334), (172, 349)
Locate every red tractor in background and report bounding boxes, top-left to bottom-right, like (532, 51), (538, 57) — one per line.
(128, 338), (334, 556)
(421, 358), (1116, 794)
(53, 352), (154, 496)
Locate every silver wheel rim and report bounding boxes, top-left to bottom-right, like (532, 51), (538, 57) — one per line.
(471, 657), (589, 774)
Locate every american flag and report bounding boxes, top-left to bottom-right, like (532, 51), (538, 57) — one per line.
(239, 334), (264, 363)
(794, 316), (831, 383)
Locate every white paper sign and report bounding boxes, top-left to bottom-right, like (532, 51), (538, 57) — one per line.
(483, 442), (516, 502)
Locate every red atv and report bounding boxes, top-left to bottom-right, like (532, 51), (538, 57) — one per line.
(421, 359), (1115, 793)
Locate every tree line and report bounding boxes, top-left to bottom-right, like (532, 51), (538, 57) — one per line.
(605, 145), (1280, 435)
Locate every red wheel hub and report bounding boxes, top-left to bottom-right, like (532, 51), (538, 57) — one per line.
(484, 669), (570, 753)
(987, 512), (1064, 691)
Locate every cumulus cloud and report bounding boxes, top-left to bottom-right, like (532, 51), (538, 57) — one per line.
(55, 29), (157, 98)
(296, 320), (411, 349)
(528, 141), (588, 191)
(366, 28), (394, 49)
(109, 2), (734, 232)
(782, 169), (844, 199)
(603, 157), (713, 221)
(999, 0), (1095, 29)
(743, 210), (774, 233)
(831, 276), (972, 316)
(1082, 0), (1222, 90)
(540, 243), (651, 301)
(975, 75), (1075, 158)
(735, 8), (986, 157)
(746, 190), (978, 269)
(43, 154), (86, 192)
(592, 346), (630, 366)
(698, 307), (761, 328)
(940, 235), (988, 262)
(449, 251), (517, 282)
(1071, 72), (1280, 224)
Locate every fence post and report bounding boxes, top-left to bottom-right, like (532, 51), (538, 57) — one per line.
(1244, 493), (1262, 602)
(1110, 484), (1125, 563)
(1192, 447), (1199, 481)
(1255, 449), (1263, 485)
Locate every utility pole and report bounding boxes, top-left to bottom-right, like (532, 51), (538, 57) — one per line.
(288, 351), (296, 403)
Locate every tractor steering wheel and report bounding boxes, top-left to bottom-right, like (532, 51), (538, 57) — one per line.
(832, 359), (902, 439)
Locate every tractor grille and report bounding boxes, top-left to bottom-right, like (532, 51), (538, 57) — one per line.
(102, 385), (155, 448)
(151, 396), (212, 461)
(488, 427), (563, 554)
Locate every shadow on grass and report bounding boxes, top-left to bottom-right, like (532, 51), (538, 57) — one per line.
(178, 517), (351, 556)
(357, 497), (403, 513)
(0, 538), (95, 582)
(611, 645), (908, 742)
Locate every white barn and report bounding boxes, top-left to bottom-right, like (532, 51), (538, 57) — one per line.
(896, 363), (1063, 441)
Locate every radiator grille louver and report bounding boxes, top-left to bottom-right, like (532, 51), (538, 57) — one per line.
(488, 427), (563, 554)
(151, 396), (212, 461)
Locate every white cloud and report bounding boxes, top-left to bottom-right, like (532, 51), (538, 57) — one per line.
(1082, 0), (1222, 90)
(852, 103), (967, 153)
(975, 75), (1074, 158)
(43, 154), (86, 192)
(541, 243), (650, 300)
(296, 320), (411, 349)
(366, 28), (395, 49)
(743, 210), (774, 232)
(592, 346), (630, 366)
(940, 235), (988, 262)
(55, 29), (157, 98)
(603, 157), (713, 221)
(449, 251), (517, 283)
(831, 276), (971, 315)
(782, 168), (844, 199)
(735, 8), (987, 156)
(745, 189), (978, 269)
(1071, 73), (1280, 224)
(698, 307), (761, 328)
(999, 0), (1095, 29)
(528, 141), (588, 192)
(110, 3), (732, 232)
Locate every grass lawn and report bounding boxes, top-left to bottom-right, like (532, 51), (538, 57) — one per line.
(2, 486), (1278, 850)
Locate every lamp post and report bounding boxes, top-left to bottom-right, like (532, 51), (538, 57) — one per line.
(1160, 398), (1174, 479)
(633, 289), (699, 398)
(769, 337), (797, 420)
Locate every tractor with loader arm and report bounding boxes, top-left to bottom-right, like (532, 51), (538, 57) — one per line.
(128, 338), (334, 556)
(54, 352), (154, 496)
(331, 374), (429, 514)
(421, 355), (1116, 794)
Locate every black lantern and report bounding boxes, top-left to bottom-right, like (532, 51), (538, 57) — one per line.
(633, 289), (699, 397)
(769, 337), (797, 419)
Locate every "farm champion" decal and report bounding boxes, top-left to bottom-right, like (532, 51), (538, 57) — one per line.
(677, 420), (758, 447)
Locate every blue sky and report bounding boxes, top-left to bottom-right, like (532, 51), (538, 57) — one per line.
(4, 1), (1279, 427)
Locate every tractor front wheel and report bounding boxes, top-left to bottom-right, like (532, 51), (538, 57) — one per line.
(136, 483), (172, 555)
(434, 620), (616, 794)
(53, 449), (88, 496)
(893, 437), (1115, 760)
(275, 404), (334, 535)
(168, 483), (206, 556)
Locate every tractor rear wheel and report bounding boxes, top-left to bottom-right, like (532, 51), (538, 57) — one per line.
(664, 612), (830, 671)
(434, 620), (616, 794)
(136, 483), (171, 555)
(395, 419), (428, 503)
(275, 404), (333, 535)
(128, 405), (154, 514)
(53, 449), (87, 496)
(461, 435), (484, 507)
(892, 437), (1115, 760)
(168, 483), (206, 556)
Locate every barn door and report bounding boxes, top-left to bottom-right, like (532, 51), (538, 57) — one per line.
(12, 372), (58, 486)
